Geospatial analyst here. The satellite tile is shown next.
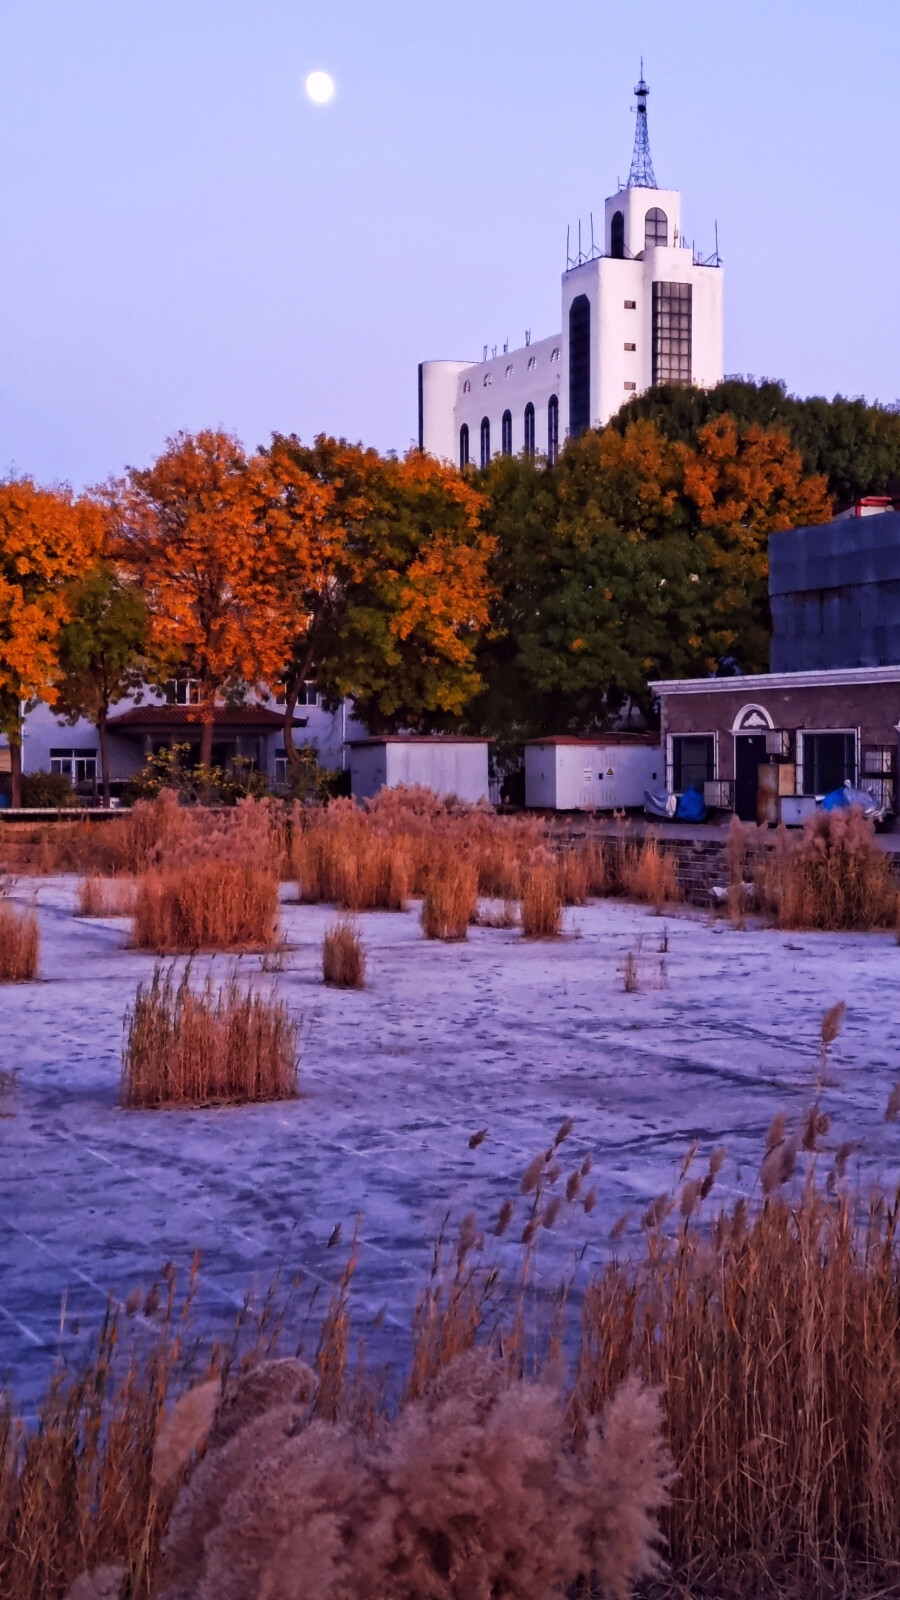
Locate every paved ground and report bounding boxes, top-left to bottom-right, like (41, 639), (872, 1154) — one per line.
(2, 877), (900, 1408)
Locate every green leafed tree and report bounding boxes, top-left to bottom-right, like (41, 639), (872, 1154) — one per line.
(55, 566), (147, 806)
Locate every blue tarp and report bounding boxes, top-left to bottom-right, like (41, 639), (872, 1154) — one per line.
(675, 784), (708, 823)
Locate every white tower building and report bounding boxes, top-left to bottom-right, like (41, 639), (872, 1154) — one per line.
(418, 72), (723, 469)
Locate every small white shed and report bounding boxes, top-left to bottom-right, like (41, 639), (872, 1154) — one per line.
(349, 736), (491, 804)
(525, 735), (662, 811)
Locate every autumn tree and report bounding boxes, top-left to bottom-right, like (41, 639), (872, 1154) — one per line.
(0, 479), (104, 805)
(264, 435), (494, 743)
(110, 431), (332, 770)
(613, 377), (900, 508)
(55, 567), (147, 806)
(471, 417), (832, 737)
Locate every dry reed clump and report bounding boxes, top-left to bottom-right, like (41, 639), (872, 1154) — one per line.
(0, 897), (40, 981)
(133, 862), (279, 952)
(120, 964), (299, 1109)
(322, 921), (366, 988)
(76, 876), (138, 918)
(520, 861), (564, 938)
(759, 805), (896, 930)
(421, 852), (479, 941)
(154, 1353), (667, 1600)
(618, 836), (679, 910)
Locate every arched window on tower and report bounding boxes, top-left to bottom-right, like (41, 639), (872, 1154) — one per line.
(524, 403), (535, 457)
(610, 210), (625, 258)
(459, 424), (469, 470)
(645, 207), (668, 249)
(547, 395), (559, 465)
(480, 416), (491, 469)
(568, 294), (591, 439)
(501, 410), (512, 455)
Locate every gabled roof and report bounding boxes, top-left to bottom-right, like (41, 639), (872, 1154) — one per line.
(107, 705), (305, 731)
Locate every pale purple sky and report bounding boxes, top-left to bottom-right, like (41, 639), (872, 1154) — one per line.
(1, 0), (898, 488)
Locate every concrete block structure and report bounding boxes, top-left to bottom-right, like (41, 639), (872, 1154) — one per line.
(349, 736), (491, 804)
(419, 71), (723, 469)
(525, 735), (661, 810)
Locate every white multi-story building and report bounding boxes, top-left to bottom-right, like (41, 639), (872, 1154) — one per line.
(418, 73), (723, 469)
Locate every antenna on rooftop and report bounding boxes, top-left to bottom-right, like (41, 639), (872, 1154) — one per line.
(627, 59), (658, 189)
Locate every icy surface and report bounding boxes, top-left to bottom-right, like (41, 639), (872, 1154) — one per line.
(2, 877), (900, 1405)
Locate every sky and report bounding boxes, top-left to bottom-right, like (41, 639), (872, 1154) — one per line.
(1, 0), (898, 489)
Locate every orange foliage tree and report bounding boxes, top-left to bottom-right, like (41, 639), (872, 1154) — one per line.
(110, 432), (333, 770)
(265, 436), (494, 748)
(0, 479), (105, 805)
(683, 416), (833, 669)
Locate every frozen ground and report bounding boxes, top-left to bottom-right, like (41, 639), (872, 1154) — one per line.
(2, 876), (900, 1408)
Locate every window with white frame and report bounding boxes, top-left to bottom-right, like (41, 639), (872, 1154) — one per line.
(667, 733), (716, 793)
(798, 730), (857, 796)
(275, 748), (289, 783)
(50, 748), (98, 785)
(167, 678), (202, 705)
(296, 682), (319, 707)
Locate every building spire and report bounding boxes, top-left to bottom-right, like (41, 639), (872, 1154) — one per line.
(627, 60), (657, 189)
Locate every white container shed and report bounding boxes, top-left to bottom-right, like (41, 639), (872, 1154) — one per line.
(525, 735), (662, 811)
(349, 736), (491, 804)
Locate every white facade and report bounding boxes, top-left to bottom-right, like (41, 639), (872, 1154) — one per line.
(349, 737), (490, 804)
(525, 737), (662, 811)
(419, 79), (723, 468)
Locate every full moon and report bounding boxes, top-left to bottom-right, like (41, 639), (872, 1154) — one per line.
(305, 70), (335, 105)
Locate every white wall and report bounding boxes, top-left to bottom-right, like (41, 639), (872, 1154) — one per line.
(419, 360), (474, 463)
(452, 333), (561, 465)
(349, 743), (389, 801)
(350, 741), (490, 803)
(526, 742), (662, 810)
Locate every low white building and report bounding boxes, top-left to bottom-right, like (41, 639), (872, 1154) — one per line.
(419, 71), (723, 468)
(349, 736), (491, 805)
(3, 679), (364, 799)
(525, 735), (662, 811)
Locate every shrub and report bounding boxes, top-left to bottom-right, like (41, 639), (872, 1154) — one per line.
(421, 854), (478, 941)
(557, 846), (590, 905)
(75, 876), (137, 917)
(133, 862), (279, 952)
(120, 964), (299, 1108)
(0, 899), (39, 981)
(322, 921), (365, 988)
(520, 862), (563, 938)
(760, 806), (896, 930)
(20, 770), (78, 808)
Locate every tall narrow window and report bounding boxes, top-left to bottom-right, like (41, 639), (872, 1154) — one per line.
(610, 209), (625, 258)
(480, 416), (491, 469)
(547, 395), (559, 465)
(524, 402), (535, 457)
(645, 207), (668, 249)
(501, 410), (512, 455)
(459, 424), (469, 470)
(652, 281), (692, 385)
(568, 294), (591, 438)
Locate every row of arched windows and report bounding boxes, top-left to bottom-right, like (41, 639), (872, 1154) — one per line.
(460, 397), (559, 470)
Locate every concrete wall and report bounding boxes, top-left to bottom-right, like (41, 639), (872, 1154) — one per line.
(449, 334), (562, 465)
(770, 512), (900, 671)
(348, 743), (389, 801)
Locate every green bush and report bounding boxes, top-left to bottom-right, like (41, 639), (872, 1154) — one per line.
(21, 770), (78, 808)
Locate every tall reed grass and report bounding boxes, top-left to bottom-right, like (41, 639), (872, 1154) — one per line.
(0, 898), (39, 981)
(120, 964), (299, 1108)
(520, 862), (564, 937)
(420, 853), (478, 941)
(759, 806), (896, 930)
(133, 863), (279, 952)
(76, 876), (137, 918)
(322, 921), (366, 988)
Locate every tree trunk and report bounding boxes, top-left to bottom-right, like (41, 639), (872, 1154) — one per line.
(200, 714), (214, 772)
(98, 703), (111, 809)
(282, 679), (302, 778)
(9, 735), (22, 809)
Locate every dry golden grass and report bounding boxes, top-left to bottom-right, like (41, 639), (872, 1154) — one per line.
(619, 835), (679, 910)
(760, 806), (896, 930)
(420, 853), (478, 941)
(76, 875), (138, 918)
(133, 862), (279, 952)
(520, 862), (563, 938)
(120, 964), (299, 1109)
(0, 898), (39, 981)
(322, 920), (366, 988)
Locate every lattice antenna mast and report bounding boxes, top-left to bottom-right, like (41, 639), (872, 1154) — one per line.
(627, 60), (657, 189)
